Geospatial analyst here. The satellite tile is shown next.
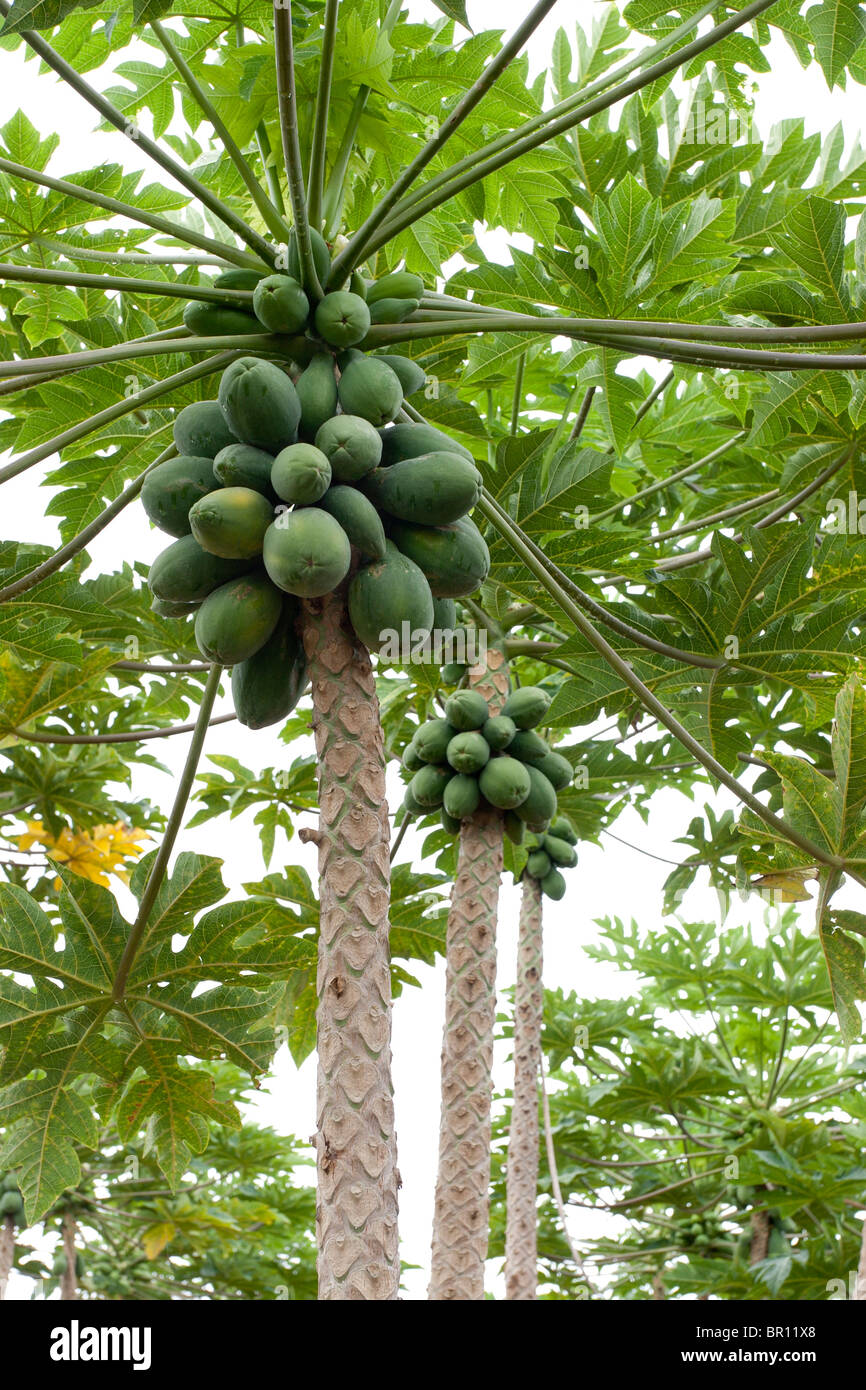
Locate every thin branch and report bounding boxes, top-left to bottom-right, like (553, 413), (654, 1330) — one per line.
(256, 122), (286, 216)
(112, 664), (223, 1001)
(307, 0), (340, 228)
(0, 333), (287, 384)
(647, 488), (781, 546)
(592, 433), (746, 525)
(389, 814), (410, 864)
(16, 713), (235, 746)
(509, 352), (526, 436)
(0, 261), (253, 304)
(113, 660), (212, 675)
(274, 0), (323, 297)
(568, 385), (596, 443)
(33, 239), (237, 268)
(322, 87), (368, 240)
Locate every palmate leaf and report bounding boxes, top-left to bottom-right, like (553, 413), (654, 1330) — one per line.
(0, 855), (298, 1219)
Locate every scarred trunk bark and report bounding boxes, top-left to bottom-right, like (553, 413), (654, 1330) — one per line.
(60, 1211), (78, 1301)
(505, 872), (543, 1300)
(0, 1214), (14, 1300)
(301, 589), (399, 1301)
(429, 644), (509, 1301)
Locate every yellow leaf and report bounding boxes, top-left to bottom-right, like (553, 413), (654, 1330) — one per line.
(752, 870), (816, 903)
(142, 1222), (176, 1260)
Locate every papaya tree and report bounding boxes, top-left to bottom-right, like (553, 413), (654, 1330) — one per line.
(2, 0), (866, 1302)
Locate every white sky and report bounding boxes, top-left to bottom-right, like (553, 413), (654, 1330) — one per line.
(1, 0), (864, 1300)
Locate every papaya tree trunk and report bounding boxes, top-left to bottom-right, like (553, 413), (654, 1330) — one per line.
(749, 1209), (770, 1264)
(301, 588), (399, 1302)
(60, 1211), (78, 1301)
(429, 644), (509, 1301)
(0, 1214), (13, 1300)
(505, 871), (543, 1300)
(854, 1217), (866, 1300)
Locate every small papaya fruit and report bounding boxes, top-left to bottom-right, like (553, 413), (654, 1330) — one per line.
(263, 507), (351, 597)
(232, 600), (308, 728)
(315, 414), (382, 482)
(387, 516), (490, 597)
(443, 772), (480, 820)
(141, 455), (219, 537)
(444, 689), (489, 731)
(479, 756), (531, 810)
(296, 352), (339, 438)
(446, 731), (490, 774)
(152, 596), (200, 618)
(194, 572), (282, 664)
(402, 741), (425, 772)
(374, 353), (426, 396)
(526, 850), (552, 880)
(514, 764), (557, 831)
(442, 662), (467, 685)
(319, 485), (387, 561)
(252, 274), (309, 333)
(543, 834), (577, 868)
(414, 718), (456, 764)
(441, 809), (462, 835)
(182, 301), (261, 336)
(502, 685), (552, 729)
(362, 453), (482, 526)
(410, 764), (452, 808)
(213, 443), (276, 497)
(173, 400), (239, 458)
(214, 268), (269, 292)
(0, 1190), (23, 1216)
(431, 596), (457, 630)
(149, 535), (251, 603)
(218, 358), (301, 453)
(540, 868), (566, 901)
(347, 541), (434, 657)
(536, 749), (573, 791)
(271, 443), (332, 504)
(337, 357), (403, 427)
(366, 270), (425, 304)
(508, 729), (550, 766)
(379, 422), (474, 466)
(189, 486), (274, 559)
(286, 227), (331, 287)
(550, 816), (577, 845)
(368, 296), (419, 324)
(482, 715), (516, 750)
(314, 290), (371, 348)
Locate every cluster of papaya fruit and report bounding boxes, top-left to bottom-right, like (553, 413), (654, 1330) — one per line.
(143, 238), (490, 727)
(51, 1250), (85, 1280)
(0, 1171), (23, 1223)
(400, 684), (573, 841)
(521, 816), (577, 901)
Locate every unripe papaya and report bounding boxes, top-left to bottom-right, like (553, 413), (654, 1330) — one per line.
(347, 541), (435, 657)
(508, 729), (550, 765)
(366, 270), (425, 304)
(141, 455), (219, 537)
(349, 270), (367, 299)
(540, 868), (566, 901)
(410, 763), (452, 808)
(149, 535), (251, 603)
(0, 1175), (18, 1192)
(319, 485), (386, 561)
(526, 850), (552, 879)
(402, 741), (425, 772)
(414, 718), (455, 764)
(536, 749), (573, 791)
(182, 301), (260, 336)
(218, 358), (301, 453)
(296, 352), (338, 438)
(337, 347), (364, 371)
(374, 353), (426, 396)
(252, 274), (309, 333)
(189, 486), (274, 559)
(213, 443), (276, 498)
(315, 414), (382, 482)
(314, 290), (371, 348)
(514, 764), (557, 831)
(445, 689), (489, 731)
(482, 715), (516, 750)
(0, 1190), (23, 1216)
(379, 422), (474, 466)
(387, 516), (490, 597)
(232, 600), (308, 728)
(214, 268), (268, 291)
(443, 772), (480, 820)
(285, 227), (331, 287)
(441, 809), (462, 835)
(337, 357), (403, 427)
(368, 296), (419, 324)
(446, 731), (490, 774)
(271, 443), (331, 504)
(173, 400), (239, 458)
(194, 572), (282, 664)
(403, 786), (427, 817)
(479, 756), (531, 810)
(431, 596), (457, 630)
(543, 834), (577, 868)
(442, 662), (467, 685)
(504, 810), (525, 844)
(502, 685), (551, 729)
(362, 453), (482, 526)
(263, 508), (351, 597)
(550, 816), (577, 845)
(152, 595), (200, 618)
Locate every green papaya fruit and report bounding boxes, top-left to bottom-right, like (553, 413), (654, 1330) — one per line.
(271, 443), (331, 504)
(347, 541), (435, 657)
(314, 290), (371, 348)
(379, 422), (474, 466)
(315, 414), (382, 482)
(504, 810), (525, 844)
(502, 685), (552, 729)
(214, 268), (269, 291)
(337, 357), (403, 427)
(526, 849), (552, 879)
(514, 764), (557, 831)
(442, 662), (467, 685)
(374, 353), (426, 396)
(402, 741), (425, 773)
(0, 1175), (18, 1192)
(543, 834), (577, 868)
(441, 809), (462, 835)
(362, 453), (482, 526)
(319, 485), (387, 561)
(263, 508), (351, 597)
(368, 296), (419, 324)
(366, 270), (425, 304)
(152, 595), (200, 618)
(296, 352), (339, 438)
(252, 274), (309, 333)
(232, 601), (308, 728)
(536, 749), (573, 791)
(479, 756), (531, 810)
(337, 347), (364, 371)
(141, 455), (219, 537)
(414, 718), (455, 764)
(182, 301), (260, 336)
(482, 715), (516, 751)
(508, 729), (550, 766)
(213, 443), (276, 497)
(173, 400), (239, 458)
(550, 816), (577, 845)
(218, 358), (301, 453)
(431, 596), (457, 630)
(540, 868), (566, 901)
(149, 535), (252, 603)
(0, 1189), (23, 1216)
(736, 1186), (751, 1206)
(189, 486), (274, 559)
(445, 689), (489, 731)
(443, 772), (480, 820)
(285, 227), (331, 287)
(349, 270), (367, 299)
(410, 763), (452, 808)
(387, 516), (490, 597)
(446, 731), (490, 774)
(194, 571), (282, 664)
